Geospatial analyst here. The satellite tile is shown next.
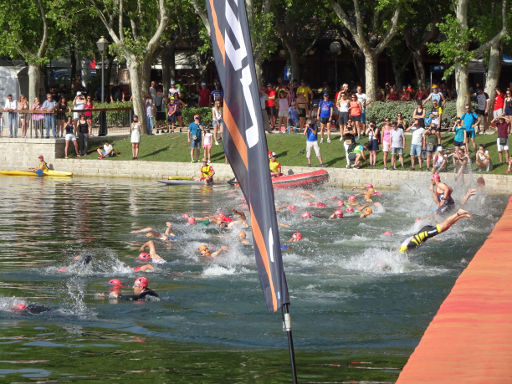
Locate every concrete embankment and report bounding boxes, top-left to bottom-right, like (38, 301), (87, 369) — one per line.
(2, 137), (512, 191)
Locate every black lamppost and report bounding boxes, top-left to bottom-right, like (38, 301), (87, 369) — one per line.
(96, 36), (109, 135)
(329, 41), (342, 91)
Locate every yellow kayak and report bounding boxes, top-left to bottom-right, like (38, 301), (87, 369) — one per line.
(167, 176), (193, 180)
(0, 169), (73, 177)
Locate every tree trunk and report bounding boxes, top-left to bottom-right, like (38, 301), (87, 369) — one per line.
(455, 63), (469, 115)
(127, 60), (146, 133)
(411, 50), (426, 87)
(28, 64), (41, 104)
(283, 39), (300, 83)
(484, 41), (502, 111)
(141, 59), (152, 98)
(70, 43), (77, 88)
(254, 61), (264, 88)
(390, 58), (403, 90)
(161, 45), (175, 97)
(364, 52), (377, 101)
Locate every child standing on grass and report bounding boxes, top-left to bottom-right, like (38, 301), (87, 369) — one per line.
(203, 126), (213, 163)
(167, 97), (177, 132)
(303, 119), (324, 167)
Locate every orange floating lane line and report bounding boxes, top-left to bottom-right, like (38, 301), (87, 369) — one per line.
(396, 194), (512, 384)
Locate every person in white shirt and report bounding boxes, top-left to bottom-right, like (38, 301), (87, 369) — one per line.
(5, 94), (18, 137)
(407, 120), (425, 170)
(390, 122), (405, 169)
(97, 140), (114, 158)
(202, 126), (213, 163)
(356, 85), (372, 131)
(144, 95), (155, 135)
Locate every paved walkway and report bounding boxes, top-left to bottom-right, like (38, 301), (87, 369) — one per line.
(396, 194), (512, 383)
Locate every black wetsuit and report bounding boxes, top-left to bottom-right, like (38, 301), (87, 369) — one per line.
(118, 289), (159, 301)
(25, 304), (51, 314)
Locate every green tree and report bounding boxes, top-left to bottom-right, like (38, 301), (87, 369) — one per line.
(0, 0), (50, 103)
(329, 0), (401, 100)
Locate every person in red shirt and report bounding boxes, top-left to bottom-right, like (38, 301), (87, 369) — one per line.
(198, 82), (211, 107)
(493, 88), (505, 120)
(265, 84), (277, 130)
(492, 115), (510, 165)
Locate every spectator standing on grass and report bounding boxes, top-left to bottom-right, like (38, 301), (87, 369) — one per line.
(317, 93), (333, 143)
(5, 94), (18, 138)
(265, 83), (277, 131)
(424, 128), (438, 170)
(154, 87), (165, 134)
(287, 102), (299, 133)
(337, 92), (350, 140)
(130, 115), (141, 160)
(343, 119), (357, 169)
(492, 115), (510, 165)
(303, 119), (324, 167)
(460, 104), (480, 152)
(168, 80), (181, 100)
(356, 85), (371, 134)
(295, 91), (307, 130)
(503, 89), (512, 117)
(451, 117), (467, 151)
(380, 118), (392, 169)
(211, 99), (224, 145)
(348, 94), (363, 141)
(73, 91), (86, 129)
(366, 121), (379, 167)
(198, 82), (210, 107)
(474, 88), (489, 134)
(390, 121), (405, 170)
(259, 87), (270, 132)
(423, 84), (446, 107)
(202, 126), (213, 163)
(42, 93), (57, 138)
(77, 114), (89, 156)
(210, 82), (223, 105)
(64, 116), (79, 158)
(407, 120), (425, 171)
(144, 95), (155, 135)
(188, 114), (203, 163)
(413, 102), (426, 127)
(296, 80), (313, 113)
(277, 89), (290, 132)
(397, 112), (408, 131)
(429, 99), (443, 145)
(493, 88), (504, 120)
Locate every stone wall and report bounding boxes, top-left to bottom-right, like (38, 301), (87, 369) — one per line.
(1, 138), (512, 191)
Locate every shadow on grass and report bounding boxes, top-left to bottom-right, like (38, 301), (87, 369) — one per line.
(140, 146), (171, 159)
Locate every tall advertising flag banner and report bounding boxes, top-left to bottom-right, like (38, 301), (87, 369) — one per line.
(205, 0), (290, 312)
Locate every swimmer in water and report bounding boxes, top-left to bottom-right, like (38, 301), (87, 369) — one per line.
(198, 244), (228, 259)
(130, 222), (176, 241)
(12, 302), (50, 314)
(237, 231), (251, 245)
(289, 232), (302, 242)
(138, 240), (166, 263)
(196, 209), (248, 229)
(73, 254), (93, 265)
(430, 174), (455, 215)
(329, 209), (344, 219)
(109, 277), (159, 301)
(399, 208), (472, 253)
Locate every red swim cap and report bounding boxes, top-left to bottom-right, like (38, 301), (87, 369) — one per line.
(307, 202), (315, 206)
(133, 277), (148, 289)
(13, 303), (27, 312)
(337, 200), (344, 207)
(302, 211), (311, 219)
(183, 213), (190, 219)
(431, 174), (441, 182)
(334, 210), (344, 218)
(57, 268), (67, 273)
(383, 231), (392, 236)
(109, 279), (123, 286)
(316, 202), (326, 207)
(348, 195), (357, 202)
(138, 252), (150, 261)
(292, 232), (302, 240)
(217, 211), (226, 217)
(365, 183), (374, 189)
(133, 266), (142, 272)
(288, 205), (297, 212)
(188, 217), (196, 225)
(345, 206), (354, 213)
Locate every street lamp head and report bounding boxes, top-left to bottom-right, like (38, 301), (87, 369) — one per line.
(96, 36), (109, 54)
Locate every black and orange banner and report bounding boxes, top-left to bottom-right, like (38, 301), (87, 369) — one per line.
(205, 0), (290, 312)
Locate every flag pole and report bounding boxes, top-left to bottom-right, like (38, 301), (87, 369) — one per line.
(282, 304), (298, 384)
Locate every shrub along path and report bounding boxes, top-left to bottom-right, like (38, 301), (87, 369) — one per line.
(81, 131), (510, 175)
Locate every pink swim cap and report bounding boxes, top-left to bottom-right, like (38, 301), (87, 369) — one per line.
(316, 202), (326, 207)
(133, 266), (142, 272)
(288, 205), (297, 212)
(13, 303), (27, 312)
(57, 268), (67, 273)
(415, 217), (421, 222)
(431, 174), (441, 182)
(292, 232), (302, 240)
(334, 210), (344, 218)
(109, 278), (123, 286)
(183, 213), (190, 219)
(217, 211), (226, 217)
(348, 195), (357, 202)
(307, 202), (315, 206)
(188, 217), (196, 225)
(383, 231), (392, 236)
(365, 184), (374, 189)
(345, 206), (354, 213)
(337, 200), (344, 207)
(138, 252), (150, 261)
(302, 211), (312, 219)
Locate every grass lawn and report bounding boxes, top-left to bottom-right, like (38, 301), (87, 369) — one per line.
(82, 131), (510, 175)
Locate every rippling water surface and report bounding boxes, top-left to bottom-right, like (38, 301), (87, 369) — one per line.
(0, 175), (506, 383)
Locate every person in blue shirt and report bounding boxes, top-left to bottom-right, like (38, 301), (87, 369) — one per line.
(188, 114), (203, 163)
(303, 119), (324, 167)
(316, 93), (334, 143)
(42, 93), (57, 138)
(460, 104), (480, 152)
(287, 102), (299, 133)
(451, 117), (467, 150)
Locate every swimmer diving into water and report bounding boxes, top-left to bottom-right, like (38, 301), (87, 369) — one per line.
(399, 209), (472, 253)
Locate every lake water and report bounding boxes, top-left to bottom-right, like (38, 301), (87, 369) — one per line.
(0, 175), (506, 383)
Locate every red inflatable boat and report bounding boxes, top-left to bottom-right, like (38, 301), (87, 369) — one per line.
(271, 169), (329, 188)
